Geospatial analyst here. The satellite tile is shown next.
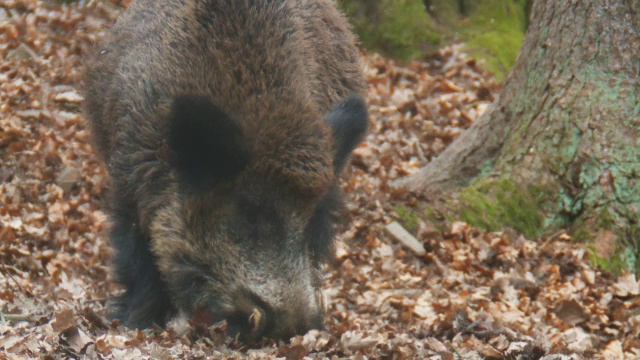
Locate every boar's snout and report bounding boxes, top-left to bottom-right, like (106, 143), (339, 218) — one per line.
(209, 286), (325, 341)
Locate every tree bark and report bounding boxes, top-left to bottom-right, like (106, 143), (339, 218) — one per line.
(395, 0), (640, 269)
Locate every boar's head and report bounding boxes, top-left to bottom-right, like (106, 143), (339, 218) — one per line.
(149, 94), (367, 341)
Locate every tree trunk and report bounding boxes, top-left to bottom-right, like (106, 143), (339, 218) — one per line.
(394, 0), (640, 271)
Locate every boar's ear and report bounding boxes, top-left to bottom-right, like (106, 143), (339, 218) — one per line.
(324, 95), (369, 173)
(168, 95), (249, 190)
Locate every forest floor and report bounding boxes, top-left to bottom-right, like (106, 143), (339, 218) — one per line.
(1, 1), (639, 359)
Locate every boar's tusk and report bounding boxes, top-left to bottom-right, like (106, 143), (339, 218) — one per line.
(248, 307), (263, 334)
(317, 290), (328, 313)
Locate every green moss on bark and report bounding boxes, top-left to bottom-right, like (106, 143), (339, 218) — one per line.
(573, 208), (640, 274)
(588, 245), (636, 276)
(457, 176), (546, 238)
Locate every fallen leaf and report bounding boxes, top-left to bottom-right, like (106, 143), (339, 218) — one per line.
(51, 308), (75, 333)
(612, 274), (640, 297)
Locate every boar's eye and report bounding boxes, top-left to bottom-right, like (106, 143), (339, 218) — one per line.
(324, 95), (369, 173)
(168, 95), (250, 191)
(242, 203), (259, 225)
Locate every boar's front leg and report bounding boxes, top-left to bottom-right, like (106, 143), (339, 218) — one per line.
(109, 205), (172, 328)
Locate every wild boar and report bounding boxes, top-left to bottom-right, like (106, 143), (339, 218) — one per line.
(83, 0), (367, 341)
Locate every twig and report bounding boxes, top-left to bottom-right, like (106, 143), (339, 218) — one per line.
(0, 304), (34, 323)
(85, 297), (110, 304)
(1, 312), (34, 322)
(1, 264), (32, 296)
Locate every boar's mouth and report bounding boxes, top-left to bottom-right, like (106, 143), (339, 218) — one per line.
(202, 293), (274, 341)
(224, 307), (269, 342)
(190, 290), (323, 342)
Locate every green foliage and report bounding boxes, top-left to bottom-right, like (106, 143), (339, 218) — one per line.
(461, 0), (526, 79)
(394, 205), (420, 233)
(467, 30), (521, 74)
(339, 0), (529, 79)
(423, 204), (442, 222)
(458, 176), (545, 239)
(340, 0), (442, 59)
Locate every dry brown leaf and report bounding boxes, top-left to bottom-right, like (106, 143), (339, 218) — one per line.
(281, 344), (307, 360)
(62, 326), (93, 353)
(555, 299), (588, 326)
(613, 274), (640, 297)
(51, 308), (75, 333)
(477, 343), (503, 359)
(340, 331), (380, 352)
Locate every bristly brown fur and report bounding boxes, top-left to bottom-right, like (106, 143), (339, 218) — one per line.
(83, 0), (367, 341)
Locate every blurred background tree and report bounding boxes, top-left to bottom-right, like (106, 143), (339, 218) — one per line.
(338, 0), (533, 80)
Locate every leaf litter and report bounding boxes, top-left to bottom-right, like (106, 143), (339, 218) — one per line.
(1, 1), (639, 359)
